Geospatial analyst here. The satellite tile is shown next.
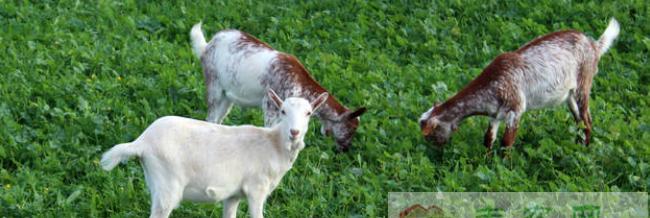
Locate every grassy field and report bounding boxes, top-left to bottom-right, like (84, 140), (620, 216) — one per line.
(1, 0), (648, 217)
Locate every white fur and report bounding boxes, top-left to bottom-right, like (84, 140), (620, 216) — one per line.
(517, 41), (580, 110)
(505, 111), (518, 128)
(419, 107), (434, 123)
(598, 18), (620, 56)
(487, 118), (500, 145)
(101, 93), (327, 218)
(208, 31), (276, 107)
(190, 22), (208, 59)
(517, 18), (619, 111)
(190, 24), (279, 124)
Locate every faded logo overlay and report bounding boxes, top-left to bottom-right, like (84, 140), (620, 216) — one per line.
(389, 192), (647, 218)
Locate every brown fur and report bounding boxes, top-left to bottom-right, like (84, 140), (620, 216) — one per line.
(516, 30), (581, 53)
(435, 53), (524, 118)
(267, 53), (363, 151)
(421, 21), (618, 151)
(237, 31), (272, 50)
(273, 54), (348, 115)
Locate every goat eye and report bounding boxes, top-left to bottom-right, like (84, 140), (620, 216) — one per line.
(306, 111), (312, 116)
(281, 110), (286, 115)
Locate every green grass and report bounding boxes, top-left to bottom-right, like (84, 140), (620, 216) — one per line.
(1, 0), (648, 217)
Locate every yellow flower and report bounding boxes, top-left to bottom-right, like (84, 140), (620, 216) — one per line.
(4, 184), (11, 189)
(117, 76), (122, 81)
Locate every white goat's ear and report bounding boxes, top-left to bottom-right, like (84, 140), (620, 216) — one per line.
(267, 89), (283, 109)
(311, 92), (329, 111)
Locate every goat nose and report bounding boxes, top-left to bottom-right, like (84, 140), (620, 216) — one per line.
(290, 129), (299, 137)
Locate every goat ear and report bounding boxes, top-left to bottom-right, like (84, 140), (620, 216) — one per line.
(346, 107), (367, 119)
(311, 92), (329, 111)
(267, 89), (283, 109)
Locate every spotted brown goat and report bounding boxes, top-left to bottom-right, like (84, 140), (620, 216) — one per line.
(190, 23), (366, 151)
(419, 18), (620, 150)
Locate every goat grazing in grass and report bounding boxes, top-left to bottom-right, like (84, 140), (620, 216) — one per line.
(101, 89), (328, 218)
(419, 18), (620, 151)
(190, 23), (366, 152)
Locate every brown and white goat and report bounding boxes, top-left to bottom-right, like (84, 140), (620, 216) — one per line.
(190, 23), (366, 151)
(419, 19), (620, 150)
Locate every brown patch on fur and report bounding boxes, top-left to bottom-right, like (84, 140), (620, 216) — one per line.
(200, 43), (216, 89)
(433, 53), (523, 120)
(274, 54), (348, 114)
(237, 33), (362, 151)
(236, 31), (272, 50)
(502, 126), (518, 147)
(483, 126), (495, 149)
(421, 53), (526, 148)
(516, 30), (581, 53)
(576, 58), (597, 146)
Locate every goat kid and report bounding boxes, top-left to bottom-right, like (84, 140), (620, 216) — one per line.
(190, 23), (366, 151)
(419, 18), (620, 151)
(101, 90), (328, 218)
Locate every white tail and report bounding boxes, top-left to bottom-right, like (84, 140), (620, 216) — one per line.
(190, 22), (208, 58)
(597, 18), (620, 56)
(100, 142), (142, 171)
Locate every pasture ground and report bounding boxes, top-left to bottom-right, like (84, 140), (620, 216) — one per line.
(1, 0), (648, 217)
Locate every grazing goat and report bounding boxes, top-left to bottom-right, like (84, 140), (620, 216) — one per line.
(419, 18), (620, 150)
(101, 90), (329, 218)
(190, 23), (366, 151)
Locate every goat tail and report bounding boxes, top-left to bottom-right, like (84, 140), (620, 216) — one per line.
(100, 142), (143, 171)
(190, 22), (208, 59)
(597, 18), (620, 56)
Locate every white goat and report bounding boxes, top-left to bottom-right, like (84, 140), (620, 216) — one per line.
(100, 89), (328, 218)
